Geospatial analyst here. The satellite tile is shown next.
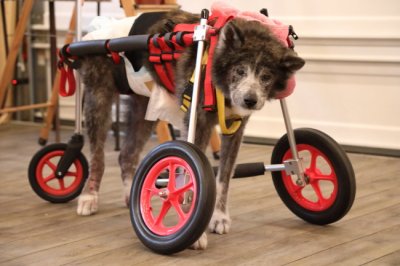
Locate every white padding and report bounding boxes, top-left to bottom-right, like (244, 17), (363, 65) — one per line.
(83, 16), (184, 130)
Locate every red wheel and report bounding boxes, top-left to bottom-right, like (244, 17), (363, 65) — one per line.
(140, 156), (197, 236)
(281, 144), (338, 212)
(271, 128), (356, 225)
(130, 141), (216, 254)
(29, 143), (88, 203)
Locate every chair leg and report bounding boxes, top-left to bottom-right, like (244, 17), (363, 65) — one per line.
(210, 127), (221, 160)
(156, 120), (172, 143)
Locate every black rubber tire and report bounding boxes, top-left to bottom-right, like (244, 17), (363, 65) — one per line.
(271, 128), (356, 225)
(129, 140), (216, 254)
(28, 143), (88, 203)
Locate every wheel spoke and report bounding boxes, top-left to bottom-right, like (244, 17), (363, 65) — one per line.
(58, 178), (65, 190)
(311, 182), (326, 205)
(308, 149), (319, 172)
(313, 173), (336, 182)
(173, 181), (193, 196)
(291, 182), (304, 195)
(43, 173), (56, 183)
(64, 171), (77, 177)
(145, 187), (160, 196)
(171, 199), (187, 221)
(167, 162), (177, 190)
(154, 201), (171, 226)
(45, 160), (57, 171)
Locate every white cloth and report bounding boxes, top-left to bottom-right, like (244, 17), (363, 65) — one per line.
(82, 16), (184, 130)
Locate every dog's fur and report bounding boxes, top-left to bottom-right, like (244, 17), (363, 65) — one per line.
(76, 10), (305, 249)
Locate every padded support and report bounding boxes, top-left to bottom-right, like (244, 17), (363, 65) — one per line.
(108, 34), (150, 52)
(68, 39), (108, 56)
(212, 162), (266, 178)
(66, 34), (149, 57)
(233, 163), (266, 178)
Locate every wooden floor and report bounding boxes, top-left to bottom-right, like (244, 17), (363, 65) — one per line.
(0, 122), (399, 266)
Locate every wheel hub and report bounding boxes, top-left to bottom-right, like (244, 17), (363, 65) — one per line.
(158, 189), (169, 200)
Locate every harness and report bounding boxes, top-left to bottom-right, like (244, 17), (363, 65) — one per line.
(147, 12), (233, 111)
(57, 9), (299, 135)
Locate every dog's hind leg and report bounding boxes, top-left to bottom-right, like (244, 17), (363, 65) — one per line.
(119, 94), (155, 206)
(209, 117), (249, 234)
(77, 57), (117, 216)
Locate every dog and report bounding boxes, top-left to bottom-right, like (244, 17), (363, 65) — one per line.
(75, 8), (305, 250)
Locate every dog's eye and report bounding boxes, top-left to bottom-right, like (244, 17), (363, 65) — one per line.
(261, 74), (272, 84)
(236, 68), (246, 76)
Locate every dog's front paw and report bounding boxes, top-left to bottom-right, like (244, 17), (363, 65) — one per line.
(190, 232), (207, 250)
(77, 192), (98, 216)
(209, 209), (231, 234)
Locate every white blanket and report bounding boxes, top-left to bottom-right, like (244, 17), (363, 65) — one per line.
(83, 16), (184, 129)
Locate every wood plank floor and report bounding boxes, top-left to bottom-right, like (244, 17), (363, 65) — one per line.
(0, 122), (399, 266)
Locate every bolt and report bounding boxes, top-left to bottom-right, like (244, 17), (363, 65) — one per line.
(159, 190), (168, 199)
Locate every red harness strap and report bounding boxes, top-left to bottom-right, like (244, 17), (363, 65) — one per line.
(157, 34), (176, 91)
(148, 17), (233, 111)
(148, 26), (196, 93)
(58, 62), (76, 97)
(148, 34), (175, 92)
(58, 41), (122, 98)
(203, 12), (233, 111)
(58, 47), (77, 97)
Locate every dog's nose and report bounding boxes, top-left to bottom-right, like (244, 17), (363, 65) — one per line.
(244, 96), (258, 108)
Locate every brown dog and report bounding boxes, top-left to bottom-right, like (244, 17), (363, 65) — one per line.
(76, 9), (305, 249)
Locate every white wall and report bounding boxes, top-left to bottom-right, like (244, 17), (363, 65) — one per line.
(179, 0), (400, 150)
(55, 0), (400, 149)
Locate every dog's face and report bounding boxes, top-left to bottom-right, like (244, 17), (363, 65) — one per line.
(212, 18), (305, 116)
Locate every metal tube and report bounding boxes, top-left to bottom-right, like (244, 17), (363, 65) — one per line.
(264, 164), (286, 172)
(280, 98), (307, 185)
(280, 99), (299, 160)
(187, 18), (207, 144)
(74, 0), (82, 134)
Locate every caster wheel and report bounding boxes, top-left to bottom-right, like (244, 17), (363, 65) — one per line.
(28, 143), (88, 203)
(130, 141), (216, 254)
(271, 128), (356, 225)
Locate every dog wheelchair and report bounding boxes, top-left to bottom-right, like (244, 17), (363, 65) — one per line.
(28, 8), (356, 254)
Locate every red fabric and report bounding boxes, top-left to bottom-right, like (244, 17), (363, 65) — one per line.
(173, 23), (197, 32)
(157, 37), (176, 89)
(59, 64), (76, 97)
(203, 12), (233, 111)
(148, 37), (175, 92)
(148, 30), (197, 94)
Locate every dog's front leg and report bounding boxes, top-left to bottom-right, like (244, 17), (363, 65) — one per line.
(185, 111), (216, 250)
(209, 117), (249, 234)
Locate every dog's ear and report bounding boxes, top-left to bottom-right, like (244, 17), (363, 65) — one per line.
(219, 21), (245, 49)
(280, 51), (305, 73)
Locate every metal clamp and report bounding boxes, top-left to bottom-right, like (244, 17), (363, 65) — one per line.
(193, 9), (210, 42)
(193, 24), (210, 41)
(284, 158), (307, 186)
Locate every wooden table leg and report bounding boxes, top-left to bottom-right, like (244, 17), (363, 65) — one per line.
(0, 0), (34, 109)
(210, 127), (221, 159)
(38, 6), (77, 145)
(156, 120), (172, 144)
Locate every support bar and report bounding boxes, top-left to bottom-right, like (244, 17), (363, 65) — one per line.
(66, 35), (150, 57)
